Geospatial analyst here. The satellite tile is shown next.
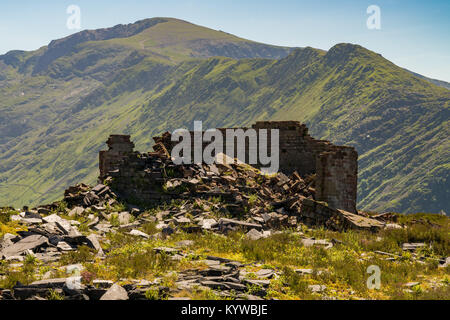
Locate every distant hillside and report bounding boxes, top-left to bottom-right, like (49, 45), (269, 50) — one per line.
(405, 69), (450, 90)
(0, 17), (448, 214)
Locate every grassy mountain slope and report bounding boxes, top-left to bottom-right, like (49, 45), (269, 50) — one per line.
(0, 18), (448, 214)
(405, 69), (450, 90)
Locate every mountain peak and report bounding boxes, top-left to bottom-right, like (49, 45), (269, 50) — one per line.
(324, 43), (382, 65)
(32, 18), (169, 74)
(25, 17), (293, 75)
(48, 17), (169, 48)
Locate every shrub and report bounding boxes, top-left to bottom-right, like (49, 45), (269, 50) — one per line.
(47, 289), (64, 300)
(280, 266), (313, 298)
(0, 255), (37, 289)
(0, 209), (18, 224)
(145, 287), (161, 300)
(59, 245), (95, 265)
(140, 222), (158, 235)
(106, 248), (174, 279)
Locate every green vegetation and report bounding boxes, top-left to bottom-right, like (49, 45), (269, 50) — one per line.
(0, 254), (38, 289)
(0, 210), (448, 300)
(0, 18), (448, 215)
(0, 208), (26, 238)
(59, 245), (96, 265)
(47, 289), (65, 300)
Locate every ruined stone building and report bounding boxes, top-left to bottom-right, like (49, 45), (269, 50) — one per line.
(99, 121), (358, 213)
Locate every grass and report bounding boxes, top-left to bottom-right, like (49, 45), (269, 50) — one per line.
(0, 29), (449, 217)
(82, 215), (449, 299)
(0, 208), (18, 224)
(140, 221), (159, 235)
(307, 222), (449, 257)
(0, 208), (27, 237)
(109, 213), (120, 227)
(0, 254), (38, 289)
(0, 213), (448, 299)
(47, 289), (65, 300)
(0, 193), (448, 302)
(1, 200), (448, 300)
(59, 245), (96, 265)
(83, 233), (180, 281)
(145, 287), (164, 300)
(140, 219), (447, 300)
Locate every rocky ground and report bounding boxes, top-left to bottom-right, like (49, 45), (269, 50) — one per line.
(0, 160), (449, 300)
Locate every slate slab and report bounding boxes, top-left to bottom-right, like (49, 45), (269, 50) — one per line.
(0, 235), (48, 258)
(99, 283), (129, 300)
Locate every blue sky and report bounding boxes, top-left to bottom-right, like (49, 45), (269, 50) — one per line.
(1, 0), (449, 81)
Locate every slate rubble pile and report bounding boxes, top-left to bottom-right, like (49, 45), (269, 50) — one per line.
(0, 154), (426, 300)
(104, 149), (384, 232)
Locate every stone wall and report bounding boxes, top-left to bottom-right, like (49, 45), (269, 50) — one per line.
(99, 135), (134, 179)
(316, 148), (358, 215)
(98, 121), (358, 212)
(99, 136), (169, 203)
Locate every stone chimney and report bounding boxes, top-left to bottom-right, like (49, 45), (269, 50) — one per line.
(99, 135), (134, 180)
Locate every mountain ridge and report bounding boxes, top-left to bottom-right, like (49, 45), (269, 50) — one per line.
(2, 18), (448, 87)
(0, 18), (448, 214)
